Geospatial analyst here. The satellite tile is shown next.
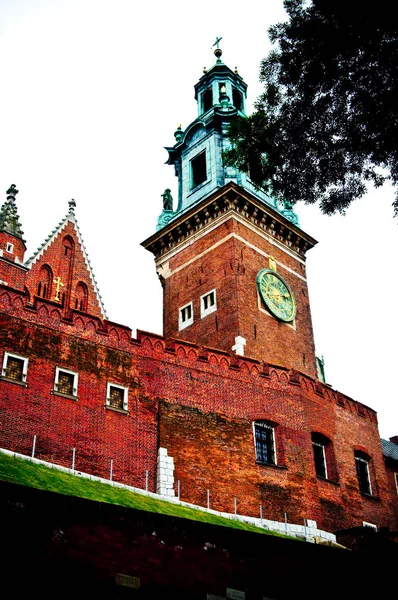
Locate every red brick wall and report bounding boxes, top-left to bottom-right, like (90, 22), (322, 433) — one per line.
(0, 287), (396, 533)
(162, 216), (317, 378)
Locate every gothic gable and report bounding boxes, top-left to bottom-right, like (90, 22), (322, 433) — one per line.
(25, 215), (106, 320)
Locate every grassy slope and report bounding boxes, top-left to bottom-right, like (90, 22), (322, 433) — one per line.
(0, 452), (288, 537)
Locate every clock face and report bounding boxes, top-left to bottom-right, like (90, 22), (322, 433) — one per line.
(256, 269), (296, 322)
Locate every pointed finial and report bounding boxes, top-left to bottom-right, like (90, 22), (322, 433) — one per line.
(212, 36), (223, 62)
(174, 124), (183, 143)
(234, 66), (238, 74)
(6, 184), (18, 200)
(68, 198), (76, 214)
(203, 67), (207, 74)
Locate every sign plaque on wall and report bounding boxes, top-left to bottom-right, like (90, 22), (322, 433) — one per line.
(115, 573), (140, 588)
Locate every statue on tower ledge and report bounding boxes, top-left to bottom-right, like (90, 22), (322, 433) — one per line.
(157, 189), (175, 231)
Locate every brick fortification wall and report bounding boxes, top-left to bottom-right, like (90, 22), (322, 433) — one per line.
(1, 286), (396, 534)
(4, 481), (395, 599)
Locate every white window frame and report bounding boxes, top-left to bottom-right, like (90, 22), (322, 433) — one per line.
(54, 366), (78, 397)
(200, 289), (217, 318)
(362, 521), (377, 531)
(1, 352), (29, 383)
(178, 301), (193, 331)
(6, 242), (14, 254)
(106, 382), (128, 412)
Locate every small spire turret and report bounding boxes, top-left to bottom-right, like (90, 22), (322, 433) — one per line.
(68, 198), (76, 214)
(0, 184), (25, 244)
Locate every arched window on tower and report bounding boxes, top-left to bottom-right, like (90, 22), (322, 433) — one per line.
(311, 432), (338, 482)
(74, 282), (88, 312)
(37, 265), (53, 299)
(355, 450), (374, 496)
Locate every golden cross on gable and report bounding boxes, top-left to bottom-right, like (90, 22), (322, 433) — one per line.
(53, 276), (64, 301)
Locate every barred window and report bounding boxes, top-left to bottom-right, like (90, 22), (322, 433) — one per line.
(57, 372), (74, 395)
(254, 421), (276, 465)
(54, 367), (78, 397)
(106, 382), (128, 412)
(1, 352), (28, 383)
(6, 357), (24, 381)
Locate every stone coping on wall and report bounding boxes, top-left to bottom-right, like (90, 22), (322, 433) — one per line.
(0, 447), (336, 545)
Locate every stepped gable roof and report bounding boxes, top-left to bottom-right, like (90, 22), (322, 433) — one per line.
(381, 438), (398, 461)
(25, 198), (108, 319)
(0, 185), (26, 245)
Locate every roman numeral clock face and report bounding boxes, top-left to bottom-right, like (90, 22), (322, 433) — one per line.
(256, 269), (296, 322)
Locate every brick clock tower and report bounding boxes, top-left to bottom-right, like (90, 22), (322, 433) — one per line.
(142, 45), (318, 379)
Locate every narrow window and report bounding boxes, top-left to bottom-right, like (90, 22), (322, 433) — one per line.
(200, 290), (217, 318)
(395, 473), (398, 495)
(37, 265), (53, 299)
(106, 382), (128, 412)
(312, 441), (327, 479)
(254, 422), (276, 465)
(6, 242), (14, 254)
(63, 236), (74, 259)
(179, 302), (193, 331)
(191, 151), (207, 189)
(355, 452), (372, 495)
(232, 88), (243, 111)
(54, 367), (78, 397)
(74, 282), (88, 312)
(311, 433), (338, 481)
(1, 352), (28, 383)
(201, 89), (213, 113)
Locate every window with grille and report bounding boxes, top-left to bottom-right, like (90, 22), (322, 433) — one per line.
(179, 302), (193, 331)
(355, 452), (372, 495)
(106, 382), (128, 412)
(6, 357), (24, 381)
(54, 367), (78, 397)
(200, 290), (216, 318)
(1, 352), (28, 383)
(254, 421), (276, 465)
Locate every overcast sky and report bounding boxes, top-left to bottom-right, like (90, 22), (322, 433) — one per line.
(1, 0), (397, 440)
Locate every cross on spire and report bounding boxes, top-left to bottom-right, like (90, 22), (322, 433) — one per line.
(212, 36), (222, 49)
